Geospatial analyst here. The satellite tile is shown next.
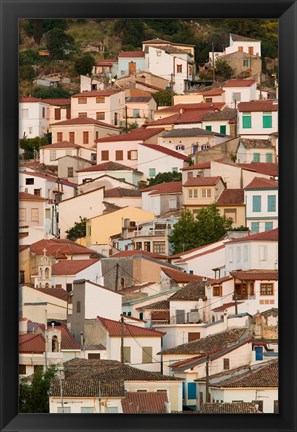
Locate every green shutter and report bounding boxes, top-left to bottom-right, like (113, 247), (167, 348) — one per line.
(265, 222), (273, 231)
(251, 222), (260, 233)
(149, 168), (156, 177)
(252, 195), (261, 212)
(253, 153), (260, 162)
(205, 126), (212, 131)
(220, 125), (226, 134)
(267, 195), (276, 212)
(263, 114), (272, 128)
(266, 153), (273, 162)
(242, 115), (251, 128)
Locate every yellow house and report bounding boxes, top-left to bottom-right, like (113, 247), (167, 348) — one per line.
(86, 207), (155, 246)
(215, 188), (246, 228)
(19, 245), (31, 284)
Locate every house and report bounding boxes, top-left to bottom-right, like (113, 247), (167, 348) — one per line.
(39, 141), (96, 166)
(237, 100), (278, 138)
(216, 188), (246, 228)
(215, 50), (262, 83)
(49, 358), (183, 412)
(76, 161), (143, 187)
(19, 192), (50, 243)
(198, 87), (226, 104)
(244, 177), (278, 233)
(57, 155), (94, 183)
(114, 71), (169, 92)
(92, 59), (118, 77)
(210, 33), (261, 62)
(77, 174), (137, 195)
(95, 127), (165, 169)
(124, 95), (156, 126)
(79, 75), (105, 92)
(221, 80), (257, 108)
(225, 228), (278, 273)
(182, 176), (226, 216)
(57, 186), (105, 238)
(86, 207), (155, 247)
(121, 392), (169, 413)
(153, 103), (225, 121)
(19, 96), (50, 138)
(50, 117), (120, 149)
(201, 108), (237, 137)
(141, 181), (183, 216)
(41, 98), (71, 124)
(71, 89), (125, 126)
(103, 187), (142, 210)
(19, 245), (31, 284)
(236, 138), (276, 163)
(196, 360), (278, 413)
(118, 51), (145, 76)
(199, 402), (261, 413)
(142, 38), (195, 57)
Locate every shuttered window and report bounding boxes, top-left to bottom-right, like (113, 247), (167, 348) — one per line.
(263, 112), (272, 128)
(242, 113), (252, 128)
(252, 195), (261, 212)
(267, 195), (276, 212)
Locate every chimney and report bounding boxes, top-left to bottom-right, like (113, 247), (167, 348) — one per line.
(223, 309), (228, 330)
(19, 318), (28, 334)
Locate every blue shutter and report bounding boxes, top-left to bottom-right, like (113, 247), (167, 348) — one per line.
(188, 382), (197, 399)
(252, 196), (261, 212)
(253, 153), (260, 162)
(267, 195), (276, 212)
(251, 222), (259, 233)
(193, 145), (198, 153)
(255, 346), (263, 361)
(181, 145), (185, 150)
(266, 153), (273, 162)
(265, 222), (273, 231)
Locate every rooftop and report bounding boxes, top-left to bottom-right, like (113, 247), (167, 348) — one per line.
(30, 238), (96, 256)
(140, 143), (189, 161)
(118, 51), (144, 58)
(230, 33), (260, 42)
(223, 79), (256, 88)
(40, 141), (82, 150)
(49, 259), (100, 276)
(98, 316), (165, 337)
(72, 89), (122, 98)
(237, 162), (278, 177)
(161, 267), (207, 284)
(216, 189), (244, 205)
(244, 177), (278, 190)
(183, 176), (222, 187)
(228, 228), (278, 243)
(95, 127), (164, 143)
(238, 100), (278, 112)
(239, 138), (274, 149)
(19, 192), (47, 202)
(200, 402), (260, 414)
(104, 187), (141, 198)
(122, 392), (168, 413)
(168, 281), (207, 301)
(76, 161), (140, 173)
(230, 270), (278, 281)
(50, 116), (119, 129)
(141, 181), (182, 195)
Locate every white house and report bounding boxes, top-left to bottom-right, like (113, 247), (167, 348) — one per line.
(39, 141), (96, 166)
(118, 51), (145, 76)
(41, 98), (71, 125)
(19, 192), (50, 242)
(236, 138), (276, 163)
(244, 177), (278, 233)
(141, 182), (183, 216)
(221, 80), (257, 108)
(19, 96), (50, 138)
(210, 33), (261, 62)
(238, 100), (278, 138)
(201, 108), (236, 136)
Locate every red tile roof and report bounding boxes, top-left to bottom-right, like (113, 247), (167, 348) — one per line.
(33, 287), (69, 301)
(111, 250), (166, 259)
(210, 276), (233, 285)
(146, 110), (214, 126)
(19, 170), (77, 187)
(76, 161), (139, 173)
(230, 270), (278, 281)
(156, 102), (225, 114)
(122, 392), (167, 413)
(183, 176), (222, 187)
(134, 80), (164, 91)
(19, 192), (47, 202)
(141, 181), (183, 195)
(95, 127), (164, 143)
(237, 162), (278, 177)
(216, 189), (244, 205)
(98, 316), (165, 337)
(118, 51), (144, 58)
(51, 259), (100, 276)
(104, 187), (141, 198)
(96, 59), (117, 66)
(143, 38), (195, 47)
(40, 141), (82, 150)
(50, 116), (119, 129)
(161, 267), (205, 283)
(140, 143), (189, 161)
(229, 228), (278, 243)
(72, 89), (122, 98)
(212, 302), (243, 312)
(41, 98), (71, 106)
(176, 245), (225, 263)
(244, 177), (278, 190)
(19, 333), (45, 353)
(238, 100), (278, 112)
(19, 244), (30, 252)
(58, 325), (80, 350)
(181, 161), (211, 171)
(30, 239), (96, 256)
(201, 88), (225, 96)
(19, 96), (43, 103)
(223, 79), (256, 88)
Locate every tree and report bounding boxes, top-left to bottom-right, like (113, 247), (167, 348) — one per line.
(215, 59), (234, 81)
(31, 86), (71, 99)
(148, 172), (182, 186)
(168, 210), (198, 254)
(152, 90), (174, 107)
(45, 28), (75, 59)
(19, 136), (49, 160)
(195, 204), (233, 246)
(66, 217), (87, 241)
(20, 65), (35, 81)
(19, 366), (57, 413)
(74, 53), (96, 76)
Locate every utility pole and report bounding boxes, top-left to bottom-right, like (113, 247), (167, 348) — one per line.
(212, 42), (215, 84)
(205, 353), (210, 402)
(59, 373), (64, 412)
(125, 106), (128, 133)
(234, 289), (238, 315)
(234, 98), (238, 137)
(120, 315), (125, 363)
(98, 380), (102, 413)
(115, 263), (119, 291)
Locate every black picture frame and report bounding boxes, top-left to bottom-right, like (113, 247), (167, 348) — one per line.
(0, 1), (296, 431)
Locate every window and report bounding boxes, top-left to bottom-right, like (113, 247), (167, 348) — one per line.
(139, 312), (144, 320)
(265, 222), (273, 231)
(153, 241), (166, 254)
(253, 153), (260, 162)
(205, 125), (212, 131)
(19, 208), (26, 222)
(213, 286), (222, 296)
(78, 112), (87, 118)
(106, 407), (119, 413)
(259, 245), (267, 261)
(263, 112), (272, 128)
(252, 195), (261, 212)
(54, 108), (61, 120)
(175, 145), (185, 150)
(66, 107), (71, 119)
(101, 150), (109, 161)
(224, 209), (237, 223)
(244, 245), (248, 262)
(248, 46), (254, 55)
(19, 270), (25, 284)
(242, 113), (252, 128)
(148, 168), (156, 177)
(49, 150), (56, 161)
(267, 195), (276, 212)
(255, 346), (264, 361)
(238, 46), (243, 52)
(133, 109), (140, 118)
(76, 301), (81, 313)
(142, 347), (153, 363)
(19, 364), (26, 374)
(232, 92), (241, 102)
(69, 132), (75, 143)
(266, 153), (273, 162)
(187, 383), (197, 399)
(57, 132), (63, 141)
(188, 189), (193, 199)
(220, 125), (226, 134)
(251, 222), (259, 233)
(223, 358), (230, 370)
(115, 150), (123, 161)
(188, 332), (200, 342)
(81, 407), (94, 413)
(78, 97), (87, 104)
(205, 97), (212, 103)
(260, 283), (274, 295)
(45, 208), (51, 220)
(127, 150), (137, 160)
(201, 188), (211, 198)
(187, 172), (193, 180)
(236, 246), (241, 263)
(172, 167), (178, 173)
(42, 107), (46, 118)
(31, 208), (39, 222)
(26, 178), (34, 185)
(83, 131), (89, 145)
(177, 64), (182, 73)
(22, 109), (29, 118)
(96, 112), (105, 120)
(88, 353), (101, 359)
(243, 59), (250, 67)
(144, 241), (151, 252)
(123, 346), (131, 363)
(66, 283), (72, 293)
(96, 96), (105, 103)
(114, 112), (118, 125)
(57, 407), (71, 413)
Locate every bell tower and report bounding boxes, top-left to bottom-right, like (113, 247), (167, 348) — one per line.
(37, 248), (52, 288)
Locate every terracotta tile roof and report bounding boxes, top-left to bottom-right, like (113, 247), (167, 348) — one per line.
(168, 281), (207, 301)
(19, 192), (47, 202)
(183, 176), (222, 187)
(50, 378), (124, 397)
(50, 116), (119, 129)
(30, 239), (96, 256)
(111, 250), (166, 259)
(19, 170), (77, 187)
(161, 267), (206, 283)
(223, 79), (256, 88)
(104, 187), (141, 198)
(239, 138), (273, 149)
(237, 162), (278, 177)
(159, 327), (249, 355)
(202, 108), (237, 122)
(118, 51), (144, 57)
(126, 96), (152, 103)
(140, 300), (170, 310)
(58, 325), (80, 349)
(19, 96), (43, 103)
(146, 110), (215, 126)
(143, 38), (195, 47)
(156, 103), (224, 114)
(238, 100), (278, 112)
(41, 98), (71, 106)
(229, 228), (278, 243)
(33, 287), (69, 301)
(72, 89), (122, 98)
(95, 127), (164, 143)
(76, 161), (139, 173)
(122, 392), (167, 413)
(96, 59), (117, 66)
(216, 189), (244, 205)
(140, 144), (189, 161)
(141, 181), (182, 194)
(210, 276), (233, 285)
(200, 402), (260, 414)
(128, 88), (152, 97)
(98, 316), (165, 337)
(230, 270), (278, 281)
(212, 301), (243, 312)
(163, 127), (223, 138)
(19, 244), (30, 252)
(40, 141), (82, 150)
(19, 333), (45, 353)
(201, 88), (225, 96)
(244, 177), (278, 190)
(50, 259), (99, 276)
(181, 161), (211, 171)
(230, 33), (259, 42)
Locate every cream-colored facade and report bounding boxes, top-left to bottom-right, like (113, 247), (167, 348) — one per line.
(86, 207), (155, 245)
(183, 179), (225, 211)
(125, 98), (156, 126)
(173, 94), (204, 105)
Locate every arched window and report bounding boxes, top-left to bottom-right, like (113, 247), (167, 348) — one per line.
(45, 267), (50, 278)
(52, 335), (59, 352)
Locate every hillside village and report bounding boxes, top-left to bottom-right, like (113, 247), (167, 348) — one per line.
(19, 27), (278, 415)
